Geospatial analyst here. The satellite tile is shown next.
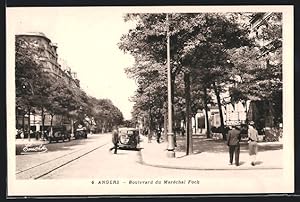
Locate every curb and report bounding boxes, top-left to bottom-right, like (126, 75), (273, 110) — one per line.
(138, 149), (283, 171)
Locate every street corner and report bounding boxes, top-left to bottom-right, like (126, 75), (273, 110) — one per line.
(138, 145), (283, 171)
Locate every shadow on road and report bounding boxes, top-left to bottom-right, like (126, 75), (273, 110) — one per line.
(118, 147), (143, 151)
(45, 138), (94, 152)
(175, 136), (283, 154)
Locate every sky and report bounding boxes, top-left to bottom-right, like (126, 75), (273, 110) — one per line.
(7, 7), (137, 120)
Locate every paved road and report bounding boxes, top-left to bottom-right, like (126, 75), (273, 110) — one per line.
(15, 133), (288, 194)
(38, 137), (285, 194)
(16, 133), (111, 179)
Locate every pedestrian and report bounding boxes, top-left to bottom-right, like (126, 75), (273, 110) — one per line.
(109, 126), (119, 154)
(226, 125), (241, 166)
(156, 128), (161, 143)
(181, 127), (185, 136)
(146, 128), (152, 143)
(248, 121), (259, 166)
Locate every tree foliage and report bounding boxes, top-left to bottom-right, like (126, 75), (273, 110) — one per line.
(15, 36), (124, 133)
(227, 13), (282, 125)
(119, 13), (252, 138)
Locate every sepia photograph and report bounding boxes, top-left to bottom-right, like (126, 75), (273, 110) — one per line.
(6, 5), (294, 196)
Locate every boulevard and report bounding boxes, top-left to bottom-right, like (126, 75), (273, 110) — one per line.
(15, 133), (285, 194)
(8, 7), (294, 196)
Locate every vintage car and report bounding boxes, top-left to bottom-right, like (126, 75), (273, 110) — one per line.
(48, 125), (71, 143)
(118, 127), (140, 149)
(74, 124), (87, 139)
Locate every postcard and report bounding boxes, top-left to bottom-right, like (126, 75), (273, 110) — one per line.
(6, 5), (294, 197)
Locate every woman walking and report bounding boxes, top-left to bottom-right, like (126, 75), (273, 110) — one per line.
(248, 121), (259, 166)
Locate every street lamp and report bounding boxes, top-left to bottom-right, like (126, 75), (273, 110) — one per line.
(166, 13), (175, 158)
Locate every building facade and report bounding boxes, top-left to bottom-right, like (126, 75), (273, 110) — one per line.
(16, 32), (80, 132)
(16, 32), (80, 88)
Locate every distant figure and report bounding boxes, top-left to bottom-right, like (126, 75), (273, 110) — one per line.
(109, 126), (119, 154)
(226, 125), (241, 166)
(248, 121), (259, 166)
(156, 129), (161, 143)
(181, 127), (185, 136)
(145, 128), (152, 143)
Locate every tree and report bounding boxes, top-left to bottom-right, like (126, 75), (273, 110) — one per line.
(180, 13), (252, 140)
(119, 12), (252, 154)
(16, 37), (50, 140)
(89, 97), (124, 133)
(228, 13), (282, 127)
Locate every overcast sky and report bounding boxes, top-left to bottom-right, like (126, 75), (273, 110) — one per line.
(7, 7), (137, 119)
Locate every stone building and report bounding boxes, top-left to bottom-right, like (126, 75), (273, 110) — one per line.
(16, 32), (80, 88)
(16, 32), (80, 132)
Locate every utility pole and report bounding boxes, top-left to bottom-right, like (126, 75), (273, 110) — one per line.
(166, 13), (175, 158)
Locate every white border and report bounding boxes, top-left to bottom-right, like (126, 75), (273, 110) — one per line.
(6, 5), (294, 196)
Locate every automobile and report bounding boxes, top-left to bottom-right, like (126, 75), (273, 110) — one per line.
(74, 124), (87, 139)
(48, 125), (71, 143)
(118, 127), (140, 150)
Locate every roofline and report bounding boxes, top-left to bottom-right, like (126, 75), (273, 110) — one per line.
(16, 32), (52, 43)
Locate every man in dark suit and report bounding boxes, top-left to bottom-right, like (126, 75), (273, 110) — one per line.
(109, 126), (119, 154)
(226, 125), (241, 166)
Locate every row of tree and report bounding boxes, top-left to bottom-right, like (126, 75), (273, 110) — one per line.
(118, 12), (282, 154)
(16, 36), (124, 139)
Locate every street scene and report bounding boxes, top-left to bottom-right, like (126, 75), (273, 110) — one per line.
(7, 6), (293, 196)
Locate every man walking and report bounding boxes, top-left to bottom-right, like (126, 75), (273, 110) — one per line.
(109, 126), (119, 154)
(226, 125), (241, 166)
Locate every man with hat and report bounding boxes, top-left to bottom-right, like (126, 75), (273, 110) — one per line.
(226, 125), (241, 166)
(248, 121), (259, 166)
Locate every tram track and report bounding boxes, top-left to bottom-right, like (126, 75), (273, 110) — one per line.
(16, 147), (86, 175)
(16, 142), (109, 180)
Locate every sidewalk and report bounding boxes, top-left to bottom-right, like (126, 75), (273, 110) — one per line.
(139, 135), (283, 170)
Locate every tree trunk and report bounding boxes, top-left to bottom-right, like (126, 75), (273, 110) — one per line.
(41, 107), (45, 139)
(27, 107), (31, 141)
(50, 114), (54, 136)
(22, 113), (25, 139)
(149, 106), (153, 141)
(164, 110), (168, 142)
(213, 82), (226, 141)
(184, 73), (193, 155)
(204, 87), (211, 138)
(182, 116), (186, 136)
(192, 114), (196, 134)
(71, 119), (74, 136)
(171, 73), (176, 145)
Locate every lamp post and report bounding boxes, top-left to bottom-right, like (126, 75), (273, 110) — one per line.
(166, 13), (175, 158)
